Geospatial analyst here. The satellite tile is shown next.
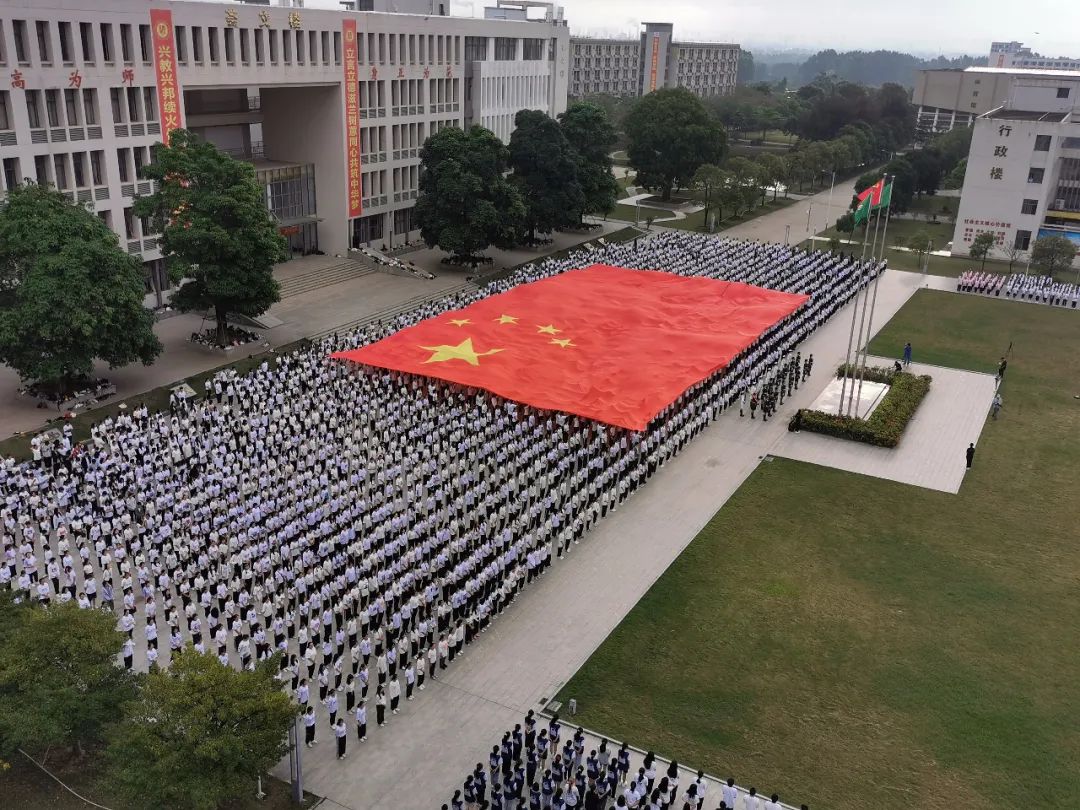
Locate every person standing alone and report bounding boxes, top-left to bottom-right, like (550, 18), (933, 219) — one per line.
(966, 442), (976, 469)
(903, 342), (912, 367)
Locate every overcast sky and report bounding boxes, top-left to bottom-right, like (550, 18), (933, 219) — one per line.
(282, 0), (1080, 57)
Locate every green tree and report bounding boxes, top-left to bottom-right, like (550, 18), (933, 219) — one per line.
(755, 153), (786, 200)
(625, 88), (726, 201)
(968, 231), (996, 271)
(1031, 235), (1078, 277)
(0, 603), (136, 757)
(106, 651), (296, 810)
(907, 149), (943, 197)
(906, 228), (933, 266)
(508, 110), (584, 243)
(0, 184), (161, 398)
(883, 156), (917, 212)
(558, 102), (620, 224)
(835, 212), (856, 235)
(737, 50), (755, 86)
(136, 130), (286, 347)
(415, 125), (526, 261)
(691, 164), (730, 231)
(942, 157), (967, 189)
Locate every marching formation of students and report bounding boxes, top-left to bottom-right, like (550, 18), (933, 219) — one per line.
(958, 270), (1080, 307)
(444, 711), (807, 810)
(0, 233), (881, 763)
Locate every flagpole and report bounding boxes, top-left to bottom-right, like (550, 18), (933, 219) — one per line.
(853, 176), (893, 416)
(837, 190), (875, 416)
(846, 189), (884, 417)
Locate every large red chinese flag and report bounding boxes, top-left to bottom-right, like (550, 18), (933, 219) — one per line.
(332, 265), (807, 430)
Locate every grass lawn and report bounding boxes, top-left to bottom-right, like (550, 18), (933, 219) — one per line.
(558, 290), (1080, 810)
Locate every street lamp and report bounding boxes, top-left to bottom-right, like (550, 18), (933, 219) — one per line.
(806, 202), (813, 234)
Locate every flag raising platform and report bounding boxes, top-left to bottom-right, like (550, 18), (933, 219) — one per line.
(332, 264), (808, 430)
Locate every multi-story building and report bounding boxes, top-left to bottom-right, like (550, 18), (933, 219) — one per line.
(989, 41), (1080, 71)
(0, 0), (570, 304)
(914, 65), (1080, 142)
(951, 72), (1080, 264)
(569, 22), (738, 100)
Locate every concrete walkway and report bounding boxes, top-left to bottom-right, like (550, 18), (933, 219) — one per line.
(278, 269), (977, 810)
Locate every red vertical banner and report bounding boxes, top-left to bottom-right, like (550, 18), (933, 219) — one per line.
(149, 9), (183, 143)
(342, 19), (362, 219)
(649, 33), (660, 92)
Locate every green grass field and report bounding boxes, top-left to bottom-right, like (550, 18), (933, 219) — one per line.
(558, 291), (1080, 810)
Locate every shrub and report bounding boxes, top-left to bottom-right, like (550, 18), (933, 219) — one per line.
(835, 363), (898, 385)
(793, 371), (931, 447)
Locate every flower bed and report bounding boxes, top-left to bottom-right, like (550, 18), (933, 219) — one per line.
(792, 367), (932, 448)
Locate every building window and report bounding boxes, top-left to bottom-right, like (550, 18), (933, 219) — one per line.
(1034, 134), (1052, 151)
(139, 24), (151, 63)
(79, 22), (94, 62)
(12, 20), (28, 64)
(35, 21), (52, 64)
(25, 90), (42, 128)
(0, 91), (9, 130)
(1014, 229), (1031, 250)
(123, 207), (136, 240)
(52, 155), (68, 189)
(2, 158), (18, 192)
(1021, 198), (1038, 215)
(90, 150), (104, 185)
(116, 148), (130, 182)
(1028, 167), (1045, 184)
(59, 22), (74, 64)
(83, 88), (98, 125)
(100, 23), (113, 63)
(34, 154), (49, 186)
(143, 87), (156, 121)
(72, 152), (86, 187)
(1057, 87), (1071, 99)
(64, 89), (79, 126)
(45, 89), (60, 127)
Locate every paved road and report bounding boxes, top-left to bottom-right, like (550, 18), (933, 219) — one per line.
(278, 269), (950, 810)
(715, 178), (857, 244)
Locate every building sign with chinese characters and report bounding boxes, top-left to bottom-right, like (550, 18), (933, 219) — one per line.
(150, 9), (183, 143)
(962, 217), (1011, 245)
(342, 19), (362, 219)
(649, 34), (660, 92)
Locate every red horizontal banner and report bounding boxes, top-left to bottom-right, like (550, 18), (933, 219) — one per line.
(333, 265), (808, 430)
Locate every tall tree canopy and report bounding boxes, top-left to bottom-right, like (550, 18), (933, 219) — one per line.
(1031, 235), (1078, 276)
(0, 602), (136, 756)
(0, 184), (161, 395)
(135, 129), (286, 347)
(559, 101), (620, 223)
(106, 651), (296, 810)
(508, 110), (584, 242)
(414, 125), (526, 260)
(625, 88), (727, 200)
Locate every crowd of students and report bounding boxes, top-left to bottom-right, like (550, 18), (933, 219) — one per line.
(0, 233), (881, 760)
(443, 711), (808, 810)
(958, 270), (1080, 306)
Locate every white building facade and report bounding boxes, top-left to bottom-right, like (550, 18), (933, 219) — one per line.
(952, 75), (1080, 264)
(0, 0), (570, 302)
(990, 41), (1080, 71)
(569, 22), (738, 100)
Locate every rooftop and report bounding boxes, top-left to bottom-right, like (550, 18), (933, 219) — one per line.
(982, 108), (1070, 122)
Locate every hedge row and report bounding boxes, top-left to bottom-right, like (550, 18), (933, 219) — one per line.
(834, 363), (899, 385)
(793, 371), (932, 448)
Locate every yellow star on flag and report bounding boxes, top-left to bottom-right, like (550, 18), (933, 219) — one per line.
(550, 338), (575, 348)
(420, 338), (503, 366)
(448, 318), (471, 327)
(495, 314), (519, 325)
(537, 324), (561, 335)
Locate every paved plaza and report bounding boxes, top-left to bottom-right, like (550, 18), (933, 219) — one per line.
(271, 265), (992, 810)
(773, 357), (998, 494)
